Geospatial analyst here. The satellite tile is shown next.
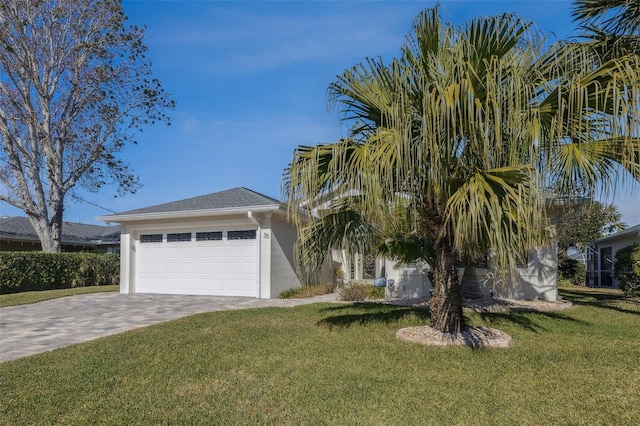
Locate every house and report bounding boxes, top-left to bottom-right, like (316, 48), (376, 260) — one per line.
(586, 224), (640, 288)
(325, 250), (433, 299)
(97, 187), (313, 298)
(0, 216), (120, 252)
(336, 245), (558, 301)
(319, 193), (576, 302)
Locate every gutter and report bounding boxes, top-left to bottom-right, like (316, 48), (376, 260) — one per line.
(247, 211), (262, 299)
(96, 204), (280, 224)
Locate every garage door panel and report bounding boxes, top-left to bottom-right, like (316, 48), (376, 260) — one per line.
(135, 231), (258, 297)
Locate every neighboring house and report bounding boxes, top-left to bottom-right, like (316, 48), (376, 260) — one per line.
(97, 187), (318, 299)
(586, 224), (640, 288)
(0, 216), (120, 252)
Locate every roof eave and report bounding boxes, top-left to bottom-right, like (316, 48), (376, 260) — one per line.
(96, 204), (282, 223)
(592, 225), (640, 244)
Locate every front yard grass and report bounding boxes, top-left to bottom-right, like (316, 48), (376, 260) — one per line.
(1, 287), (638, 425)
(0, 285), (119, 307)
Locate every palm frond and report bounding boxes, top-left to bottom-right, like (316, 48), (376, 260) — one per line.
(285, 5), (640, 278)
(444, 166), (547, 272)
(573, 0), (640, 35)
(295, 202), (379, 272)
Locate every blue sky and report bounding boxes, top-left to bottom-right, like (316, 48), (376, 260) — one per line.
(1, 0), (639, 225)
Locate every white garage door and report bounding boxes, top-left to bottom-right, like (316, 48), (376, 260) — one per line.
(135, 229), (258, 297)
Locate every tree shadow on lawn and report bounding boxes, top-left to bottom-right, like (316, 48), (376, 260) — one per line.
(317, 302), (587, 333)
(317, 303), (430, 329)
(476, 310), (588, 333)
(560, 288), (640, 317)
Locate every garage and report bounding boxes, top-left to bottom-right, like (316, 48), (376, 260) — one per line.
(97, 187), (315, 298)
(135, 228), (258, 297)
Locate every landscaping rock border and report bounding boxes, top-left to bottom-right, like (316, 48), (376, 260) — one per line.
(389, 297), (573, 348)
(396, 325), (512, 348)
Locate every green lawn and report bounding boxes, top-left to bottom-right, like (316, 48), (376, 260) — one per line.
(0, 285), (119, 307)
(1, 287), (638, 425)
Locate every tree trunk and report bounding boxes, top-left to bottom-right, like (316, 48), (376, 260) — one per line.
(27, 206), (62, 253)
(430, 250), (468, 333)
(49, 203), (63, 252)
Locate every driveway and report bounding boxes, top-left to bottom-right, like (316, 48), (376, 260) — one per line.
(0, 292), (338, 362)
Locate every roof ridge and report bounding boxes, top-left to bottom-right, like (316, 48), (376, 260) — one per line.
(102, 187), (282, 218)
(238, 186), (281, 203)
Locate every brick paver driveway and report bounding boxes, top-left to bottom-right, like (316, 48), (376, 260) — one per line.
(0, 292), (337, 362)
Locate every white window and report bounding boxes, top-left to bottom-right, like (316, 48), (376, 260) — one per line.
(167, 232), (191, 242)
(228, 230), (256, 240)
(196, 231), (222, 241)
(140, 234), (162, 243)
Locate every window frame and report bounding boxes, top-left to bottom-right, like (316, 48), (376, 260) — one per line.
(140, 234), (163, 243)
(195, 231), (223, 241)
(228, 230), (257, 240)
(167, 232), (192, 242)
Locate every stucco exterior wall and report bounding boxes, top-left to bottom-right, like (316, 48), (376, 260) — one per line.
(317, 250), (341, 285)
(119, 227), (133, 294)
(267, 214), (302, 298)
(481, 244), (558, 301)
(338, 243), (559, 301)
(384, 259), (432, 299)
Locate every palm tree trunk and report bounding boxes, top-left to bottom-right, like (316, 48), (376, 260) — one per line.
(430, 249), (468, 333)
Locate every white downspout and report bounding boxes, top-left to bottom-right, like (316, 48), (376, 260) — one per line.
(248, 211), (261, 298)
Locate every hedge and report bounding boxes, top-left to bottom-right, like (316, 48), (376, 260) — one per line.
(613, 244), (640, 298)
(0, 252), (120, 294)
(558, 254), (586, 286)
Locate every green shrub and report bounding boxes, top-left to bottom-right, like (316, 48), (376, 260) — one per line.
(278, 288), (297, 299)
(558, 254), (586, 286)
(0, 252), (120, 294)
(337, 281), (385, 301)
(338, 281), (368, 301)
(367, 286), (385, 299)
(278, 282), (335, 299)
(557, 277), (576, 288)
(613, 244), (640, 298)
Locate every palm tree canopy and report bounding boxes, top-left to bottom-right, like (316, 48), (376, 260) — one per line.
(572, 0), (640, 35)
(284, 7), (640, 279)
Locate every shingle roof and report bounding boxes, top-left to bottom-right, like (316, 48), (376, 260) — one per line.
(107, 187), (281, 217)
(0, 216), (120, 245)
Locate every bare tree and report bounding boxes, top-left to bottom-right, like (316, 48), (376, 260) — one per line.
(0, 0), (174, 251)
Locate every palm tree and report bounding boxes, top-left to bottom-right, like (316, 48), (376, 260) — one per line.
(284, 7), (640, 334)
(573, 0), (640, 36)
(571, 1), (640, 66)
